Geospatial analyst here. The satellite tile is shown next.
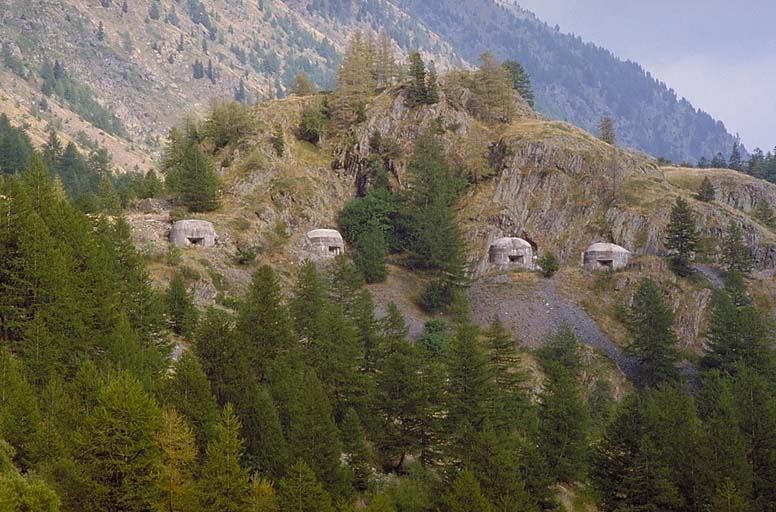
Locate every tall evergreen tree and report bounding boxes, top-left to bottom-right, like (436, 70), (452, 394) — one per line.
(665, 196), (700, 276)
(729, 142), (743, 171)
(179, 141), (221, 212)
(73, 372), (163, 512)
(155, 408), (199, 512)
(161, 352), (220, 453)
(753, 201), (776, 230)
(502, 60), (534, 107)
(354, 223), (388, 284)
(277, 460), (335, 512)
(198, 404), (251, 512)
(538, 369), (590, 482)
(626, 279), (680, 388)
(164, 273), (199, 337)
(697, 176), (716, 202)
(721, 222), (754, 274)
(444, 470), (494, 512)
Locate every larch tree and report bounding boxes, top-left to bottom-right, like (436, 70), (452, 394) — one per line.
(155, 408), (199, 512)
(331, 32), (375, 129)
(164, 273), (198, 337)
(473, 53), (516, 123)
(277, 460), (335, 512)
(444, 470), (494, 512)
(198, 404), (251, 512)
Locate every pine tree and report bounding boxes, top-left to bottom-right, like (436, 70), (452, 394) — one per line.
(96, 175), (122, 214)
(406, 52), (428, 107)
(729, 142), (743, 171)
(331, 32), (374, 128)
(164, 273), (199, 337)
(236, 265), (295, 379)
(375, 29), (396, 86)
(277, 460), (335, 512)
(665, 196), (700, 276)
(484, 317), (529, 427)
(179, 140), (221, 212)
(354, 223), (388, 283)
(0, 441), (60, 512)
(97, 21), (105, 42)
(155, 408), (199, 512)
(721, 222), (753, 274)
(73, 372), (163, 512)
(161, 352), (220, 453)
(0, 349), (42, 469)
(340, 408), (372, 492)
(502, 60), (534, 107)
(539, 368), (590, 482)
(626, 279), (680, 388)
(444, 470), (494, 512)
(199, 404), (251, 512)
(598, 116), (616, 145)
(697, 176), (716, 202)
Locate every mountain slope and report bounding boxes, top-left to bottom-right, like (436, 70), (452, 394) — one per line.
(0, 0), (742, 170)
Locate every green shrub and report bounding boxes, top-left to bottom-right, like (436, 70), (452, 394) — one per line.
(538, 251), (559, 278)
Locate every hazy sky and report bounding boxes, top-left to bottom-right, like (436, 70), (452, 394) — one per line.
(514, 0), (776, 151)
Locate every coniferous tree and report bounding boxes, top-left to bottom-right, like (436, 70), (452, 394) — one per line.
(161, 352), (220, 453)
(0, 441), (60, 512)
(246, 473), (278, 512)
(73, 372), (163, 512)
(277, 460), (335, 512)
(598, 116), (616, 145)
(179, 140), (221, 212)
(697, 176), (716, 202)
(406, 52), (429, 107)
(444, 470), (494, 512)
(353, 223), (388, 283)
(0, 349), (42, 469)
(155, 408), (199, 512)
(340, 408), (372, 492)
(538, 250), (559, 277)
(199, 404), (251, 512)
(96, 175), (122, 214)
(538, 369), (590, 482)
(271, 125), (285, 157)
(234, 78), (246, 104)
(711, 152), (727, 168)
(97, 21), (105, 42)
(164, 273), (199, 337)
(502, 60), (534, 107)
(721, 222), (754, 274)
(701, 270), (773, 376)
(404, 132), (466, 311)
(665, 196), (700, 276)
(626, 279), (680, 388)
(472, 53), (516, 123)
(729, 142), (743, 171)
(236, 265), (295, 379)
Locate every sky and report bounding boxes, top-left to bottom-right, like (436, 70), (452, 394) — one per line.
(514, 0), (776, 151)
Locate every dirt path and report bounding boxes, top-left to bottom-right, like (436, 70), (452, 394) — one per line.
(467, 276), (637, 379)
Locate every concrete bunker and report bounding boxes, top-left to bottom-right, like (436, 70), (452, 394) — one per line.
(489, 237), (535, 270)
(170, 220), (217, 248)
(306, 229), (345, 259)
(582, 242), (630, 271)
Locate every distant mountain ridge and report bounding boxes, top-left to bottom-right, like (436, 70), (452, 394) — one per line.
(0, 0), (740, 166)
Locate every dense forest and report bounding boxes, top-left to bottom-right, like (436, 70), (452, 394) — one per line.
(1, 143), (776, 511)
